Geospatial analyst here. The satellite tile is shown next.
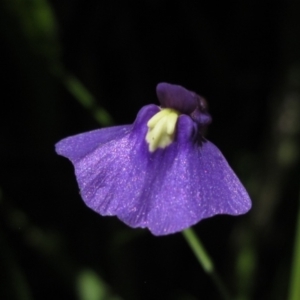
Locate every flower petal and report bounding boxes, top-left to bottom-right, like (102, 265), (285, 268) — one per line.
(55, 125), (132, 163)
(65, 104), (160, 222)
(146, 116), (251, 235)
(62, 104), (251, 236)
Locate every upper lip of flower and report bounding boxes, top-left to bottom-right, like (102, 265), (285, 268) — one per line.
(156, 82), (212, 127)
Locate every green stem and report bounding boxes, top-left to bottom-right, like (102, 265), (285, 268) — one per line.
(288, 190), (300, 300)
(63, 74), (113, 126)
(182, 228), (232, 300)
(51, 65), (114, 126)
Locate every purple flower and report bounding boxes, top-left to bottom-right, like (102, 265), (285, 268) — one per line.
(56, 83), (251, 236)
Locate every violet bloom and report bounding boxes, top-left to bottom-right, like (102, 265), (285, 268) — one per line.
(56, 83), (251, 235)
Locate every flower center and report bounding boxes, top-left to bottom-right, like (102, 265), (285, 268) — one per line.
(146, 108), (180, 152)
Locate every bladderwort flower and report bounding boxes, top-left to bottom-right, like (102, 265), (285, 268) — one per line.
(55, 83), (251, 235)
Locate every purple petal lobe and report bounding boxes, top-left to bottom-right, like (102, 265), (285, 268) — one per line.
(156, 83), (198, 114)
(55, 125), (132, 162)
(57, 104), (251, 236)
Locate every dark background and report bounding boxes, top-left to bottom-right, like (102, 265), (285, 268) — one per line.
(1, 1), (300, 300)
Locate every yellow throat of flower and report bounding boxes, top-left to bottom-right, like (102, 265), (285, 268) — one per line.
(146, 108), (180, 152)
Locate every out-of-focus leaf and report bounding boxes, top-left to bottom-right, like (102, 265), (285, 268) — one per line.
(288, 191), (300, 300)
(1, 0), (61, 65)
(77, 269), (123, 300)
(1, 0), (113, 127)
(234, 228), (256, 300)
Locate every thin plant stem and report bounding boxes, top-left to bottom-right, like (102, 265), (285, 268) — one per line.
(182, 228), (232, 300)
(51, 65), (114, 126)
(63, 74), (114, 126)
(288, 190), (300, 300)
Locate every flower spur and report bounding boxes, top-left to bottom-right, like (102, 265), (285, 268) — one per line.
(55, 83), (251, 235)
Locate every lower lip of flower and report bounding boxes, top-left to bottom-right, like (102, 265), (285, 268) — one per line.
(146, 108), (180, 152)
